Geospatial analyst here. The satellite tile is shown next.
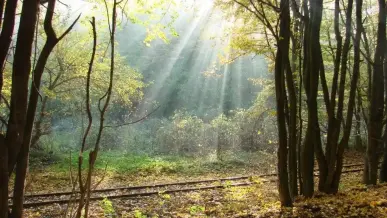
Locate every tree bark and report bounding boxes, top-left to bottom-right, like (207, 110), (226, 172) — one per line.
(3, 0), (39, 217)
(286, 61), (298, 198)
(297, 53), (303, 195)
(322, 0), (353, 193)
(380, 37), (387, 183)
(366, 0), (386, 185)
(330, 0), (360, 191)
(380, 124), (387, 181)
(275, 0), (293, 206)
(301, 0), (324, 197)
(321, 0), (342, 188)
(354, 90), (363, 150)
(288, 2), (301, 197)
(12, 1), (57, 215)
(314, 45), (328, 192)
(0, 134), (8, 218)
(5, 0), (39, 175)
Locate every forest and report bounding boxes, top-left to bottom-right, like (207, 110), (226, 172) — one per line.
(0, 0), (387, 217)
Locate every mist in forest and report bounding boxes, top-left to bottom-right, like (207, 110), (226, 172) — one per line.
(41, 0), (272, 157)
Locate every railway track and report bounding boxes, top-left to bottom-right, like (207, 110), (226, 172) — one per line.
(9, 162), (368, 208)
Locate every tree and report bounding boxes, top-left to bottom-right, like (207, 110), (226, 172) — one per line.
(215, 0), (298, 204)
(275, 0), (293, 206)
(29, 30), (145, 150)
(214, 0), (373, 199)
(366, 0), (386, 185)
(0, 1), (79, 216)
(0, 0), (39, 216)
(315, 0), (357, 194)
(11, 1), (79, 215)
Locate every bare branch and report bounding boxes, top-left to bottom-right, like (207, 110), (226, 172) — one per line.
(104, 105), (161, 128)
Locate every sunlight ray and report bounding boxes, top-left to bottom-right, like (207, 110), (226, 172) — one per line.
(137, 5), (214, 115)
(235, 58), (243, 108)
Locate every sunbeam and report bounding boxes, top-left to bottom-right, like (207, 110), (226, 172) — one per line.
(137, 3), (214, 116)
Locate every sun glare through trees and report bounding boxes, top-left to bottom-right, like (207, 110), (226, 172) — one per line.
(0, 0), (387, 217)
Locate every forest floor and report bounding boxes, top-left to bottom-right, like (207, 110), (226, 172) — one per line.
(16, 150), (387, 217)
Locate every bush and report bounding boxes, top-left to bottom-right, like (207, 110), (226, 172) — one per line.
(29, 148), (63, 167)
(154, 109), (278, 158)
(156, 111), (213, 156)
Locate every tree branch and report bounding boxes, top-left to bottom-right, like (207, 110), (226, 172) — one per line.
(104, 105), (161, 128)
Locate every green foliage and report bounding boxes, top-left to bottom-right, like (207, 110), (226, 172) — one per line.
(214, 0), (278, 68)
(155, 93), (278, 156)
(39, 149), (275, 177)
(44, 31), (145, 108)
(134, 209), (147, 218)
(158, 192), (171, 200)
(156, 111), (212, 156)
(189, 205), (205, 215)
(99, 198), (116, 217)
(86, 0), (184, 46)
(29, 29), (146, 148)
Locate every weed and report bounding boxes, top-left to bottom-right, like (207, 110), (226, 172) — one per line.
(134, 210), (147, 218)
(99, 198), (115, 217)
(189, 205), (205, 215)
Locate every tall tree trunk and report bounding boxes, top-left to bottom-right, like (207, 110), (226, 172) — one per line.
(286, 60), (298, 198)
(3, 0), (39, 217)
(297, 51), (303, 195)
(0, 3), (6, 214)
(296, 14), (304, 194)
(301, 0), (324, 197)
(380, 123), (387, 181)
(315, 48), (328, 192)
(288, 0), (301, 197)
(0, 133), (8, 218)
(323, 0), (353, 193)
(354, 91), (363, 151)
(367, 0), (386, 185)
(12, 1), (57, 215)
(361, 18), (373, 105)
(379, 39), (387, 182)
(323, 0), (342, 187)
(5, 0), (39, 176)
(360, 1), (372, 184)
(11, 1), (79, 216)
(330, 0), (360, 192)
(276, 0), (292, 206)
(301, 0), (312, 197)
(0, 1), (19, 216)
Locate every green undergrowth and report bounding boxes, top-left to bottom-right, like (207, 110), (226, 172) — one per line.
(30, 150), (275, 176)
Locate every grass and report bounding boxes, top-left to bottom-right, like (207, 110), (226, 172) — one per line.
(23, 149), (276, 195)
(30, 149), (276, 176)
(23, 149), (364, 199)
